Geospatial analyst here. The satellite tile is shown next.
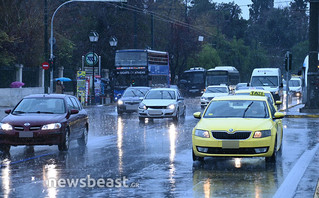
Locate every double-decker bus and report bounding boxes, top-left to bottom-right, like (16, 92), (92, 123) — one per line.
(178, 67), (206, 96)
(205, 66), (240, 90)
(113, 49), (170, 100)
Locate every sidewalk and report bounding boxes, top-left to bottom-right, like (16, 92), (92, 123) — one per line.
(280, 100), (319, 198)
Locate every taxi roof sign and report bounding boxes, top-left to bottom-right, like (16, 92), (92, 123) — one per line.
(250, 91), (265, 96)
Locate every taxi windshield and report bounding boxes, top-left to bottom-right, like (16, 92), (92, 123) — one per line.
(204, 100), (269, 118)
(206, 87), (228, 93)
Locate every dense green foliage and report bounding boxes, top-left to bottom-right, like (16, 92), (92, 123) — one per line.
(0, 0), (309, 85)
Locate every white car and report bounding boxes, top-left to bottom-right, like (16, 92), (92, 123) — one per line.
(289, 77), (302, 97)
(200, 85), (229, 108)
(138, 88), (186, 122)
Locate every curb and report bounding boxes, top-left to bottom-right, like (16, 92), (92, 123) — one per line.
(280, 103), (319, 118)
(315, 179), (319, 198)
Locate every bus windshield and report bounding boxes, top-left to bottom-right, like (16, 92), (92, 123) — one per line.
(115, 52), (147, 66)
(206, 75), (228, 85)
(182, 72), (205, 84)
(251, 76), (278, 87)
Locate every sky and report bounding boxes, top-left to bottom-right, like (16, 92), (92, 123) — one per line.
(213, 0), (293, 20)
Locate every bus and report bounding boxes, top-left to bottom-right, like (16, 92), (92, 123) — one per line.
(113, 49), (170, 101)
(205, 66), (240, 90)
(178, 67), (206, 96)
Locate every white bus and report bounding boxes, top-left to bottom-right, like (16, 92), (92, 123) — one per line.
(250, 68), (283, 101)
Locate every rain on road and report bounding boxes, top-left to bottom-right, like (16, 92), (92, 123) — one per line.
(0, 98), (318, 197)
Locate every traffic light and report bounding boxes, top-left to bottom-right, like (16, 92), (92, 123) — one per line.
(131, 80), (135, 85)
(285, 52), (292, 71)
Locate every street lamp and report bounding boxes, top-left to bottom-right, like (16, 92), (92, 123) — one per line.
(109, 36), (117, 103)
(49, 0), (125, 93)
(89, 31), (99, 105)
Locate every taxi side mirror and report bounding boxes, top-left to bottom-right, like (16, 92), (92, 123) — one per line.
(275, 101), (282, 105)
(193, 112), (201, 119)
(274, 112), (285, 119)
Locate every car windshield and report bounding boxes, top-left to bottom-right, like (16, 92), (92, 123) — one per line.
(204, 100), (269, 118)
(123, 88), (149, 97)
(236, 92), (274, 105)
(289, 79), (301, 87)
(251, 76), (278, 87)
(12, 98), (66, 114)
(145, 90), (176, 100)
(206, 87), (228, 93)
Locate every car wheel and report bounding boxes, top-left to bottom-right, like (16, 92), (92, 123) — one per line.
(266, 135), (277, 163)
(182, 106), (186, 117)
(192, 148), (204, 162)
(77, 126), (88, 147)
(117, 109), (123, 115)
(139, 117), (145, 122)
(0, 145), (11, 153)
(173, 109), (180, 122)
(59, 128), (70, 151)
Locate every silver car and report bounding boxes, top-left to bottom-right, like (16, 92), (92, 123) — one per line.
(117, 87), (151, 114)
(138, 88), (186, 122)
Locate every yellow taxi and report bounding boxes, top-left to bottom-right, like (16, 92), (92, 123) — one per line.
(235, 89), (282, 111)
(192, 95), (284, 162)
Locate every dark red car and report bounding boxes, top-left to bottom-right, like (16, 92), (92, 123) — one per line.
(0, 94), (89, 152)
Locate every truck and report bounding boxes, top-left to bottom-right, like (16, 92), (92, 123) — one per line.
(250, 68), (283, 101)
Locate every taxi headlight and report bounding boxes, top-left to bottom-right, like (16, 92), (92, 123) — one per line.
(0, 123), (13, 131)
(253, 130), (271, 138)
(139, 103), (147, 110)
(41, 123), (61, 130)
(118, 100), (123, 105)
(195, 129), (210, 138)
(167, 104), (175, 110)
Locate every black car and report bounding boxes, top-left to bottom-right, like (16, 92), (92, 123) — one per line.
(0, 94), (89, 152)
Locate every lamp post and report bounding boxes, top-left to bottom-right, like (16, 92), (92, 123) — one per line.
(89, 31), (99, 105)
(49, 0), (121, 93)
(109, 36), (118, 103)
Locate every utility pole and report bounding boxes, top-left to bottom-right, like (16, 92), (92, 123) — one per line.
(301, 0), (319, 112)
(151, 13), (154, 49)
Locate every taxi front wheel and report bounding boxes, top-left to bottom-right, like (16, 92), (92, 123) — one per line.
(266, 135), (278, 163)
(192, 148), (204, 162)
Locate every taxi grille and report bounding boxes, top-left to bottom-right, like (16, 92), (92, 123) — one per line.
(212, 131), (251, 140)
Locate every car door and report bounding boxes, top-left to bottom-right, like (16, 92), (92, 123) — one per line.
(66, 97), (80, 139)
(269, 103), (283, 150)
(70, 97), (87, 138)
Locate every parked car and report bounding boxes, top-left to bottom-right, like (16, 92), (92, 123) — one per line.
(192, 95), (284, 162)
(117, 86), (151, 114)
(200, 85), (229, 108)
(138, 88), (186, 122)
(0, 94), (89, 152)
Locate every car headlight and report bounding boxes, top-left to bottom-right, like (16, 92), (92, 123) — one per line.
(139, 103), (147, 110)
(0, 123), (13, 131)
(253, 130), (271, 138)
(167, 104), (175, 110)
(118, 100), (123, 105)
(195, 129), (210, 138)
(41, 123), (62, 130)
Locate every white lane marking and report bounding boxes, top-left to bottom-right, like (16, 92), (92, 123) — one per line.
(274, 144), (319, 198)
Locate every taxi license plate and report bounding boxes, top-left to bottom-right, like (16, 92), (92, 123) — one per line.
(222, 141), (239, 149)
(19, 132), (33, 138)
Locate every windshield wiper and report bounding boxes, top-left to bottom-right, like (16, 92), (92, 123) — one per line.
(242, 102), (254, 118)
(12, 111), (26, 114)
(29, 111), (54, 114)
(166, 91), (174, 99)
(265, 77), (276, 86)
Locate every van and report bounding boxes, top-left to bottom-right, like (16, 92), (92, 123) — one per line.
(289, 76), (302, 97)
(250, 68), (283, 101)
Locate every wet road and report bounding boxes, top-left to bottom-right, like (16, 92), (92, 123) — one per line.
(0, 98), (318, 197)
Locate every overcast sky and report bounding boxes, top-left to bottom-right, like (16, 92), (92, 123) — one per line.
(212, 0), (292, 20)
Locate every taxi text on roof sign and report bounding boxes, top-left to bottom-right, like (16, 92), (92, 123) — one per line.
(250, 91), (265, 96)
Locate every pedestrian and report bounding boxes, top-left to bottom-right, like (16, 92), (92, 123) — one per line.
(55, 80), (65, 94)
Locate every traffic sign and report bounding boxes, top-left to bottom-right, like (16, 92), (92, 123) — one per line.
(85, 52), (99, 66)
(42, 62), (49, 70)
